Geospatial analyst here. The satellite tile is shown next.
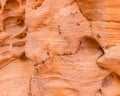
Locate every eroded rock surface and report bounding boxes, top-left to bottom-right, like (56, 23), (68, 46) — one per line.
(0, 0), (120, 96)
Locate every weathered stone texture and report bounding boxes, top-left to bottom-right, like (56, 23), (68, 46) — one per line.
(0, 0), (120, 96)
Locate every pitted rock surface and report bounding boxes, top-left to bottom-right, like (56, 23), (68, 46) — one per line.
(0, 0), (120, 96)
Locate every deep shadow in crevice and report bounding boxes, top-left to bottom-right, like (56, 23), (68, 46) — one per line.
(4, 0), (20, 10)
(78, 35), (104, 58)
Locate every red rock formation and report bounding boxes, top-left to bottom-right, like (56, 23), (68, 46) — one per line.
(0, 0), (120, 96)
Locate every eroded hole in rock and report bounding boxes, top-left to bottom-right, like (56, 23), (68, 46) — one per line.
(78, 36), (104, 57)
(17, 19), (25, 27)
(0, 37), (10, 47)
(20, 52), (27, 61)
(4, 0), (20, 10)
(11, 39), (26, 59)
(12, 40), (25, 47)
(102, 74), (113, 87)
(3, 17), (25, 33)
(32, 0), (45, 9)
(0, 42), (10, 47)
(32, 4), (41, 9)
(15, 32), (27, 39)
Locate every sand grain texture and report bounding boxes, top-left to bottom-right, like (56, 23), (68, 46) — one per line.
(0, 0), (120, 96)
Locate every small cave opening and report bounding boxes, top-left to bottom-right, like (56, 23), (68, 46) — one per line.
(78, 35), (104, 57)
(3, 17), (25, 33)
(17, 18), (25, 27)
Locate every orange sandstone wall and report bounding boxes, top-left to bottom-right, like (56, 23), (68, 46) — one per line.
(0, 0), (120, 96)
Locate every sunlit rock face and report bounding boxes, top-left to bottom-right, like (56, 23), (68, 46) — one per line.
(77, 0), (120, 47)
(0, 0), (120, 96)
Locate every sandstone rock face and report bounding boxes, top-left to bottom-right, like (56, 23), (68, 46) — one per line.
(0, 0), (120, 96)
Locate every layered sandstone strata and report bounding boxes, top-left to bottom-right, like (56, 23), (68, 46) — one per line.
(0, 0), (120, 96)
